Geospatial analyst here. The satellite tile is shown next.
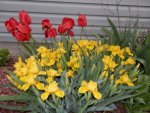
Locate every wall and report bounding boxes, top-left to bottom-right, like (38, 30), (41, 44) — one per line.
(0, 0), (150, 42)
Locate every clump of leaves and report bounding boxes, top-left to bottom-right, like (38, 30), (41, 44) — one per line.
(92, 17), (150, 113)
(0, 49), (9, 66)
(92, 17), (141, 52)
(125, 32), (150, 113)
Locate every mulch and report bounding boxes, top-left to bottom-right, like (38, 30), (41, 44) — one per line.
(0, 56), (127, 113)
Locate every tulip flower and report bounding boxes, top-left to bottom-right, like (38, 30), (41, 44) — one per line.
(78, 14), (87, 27)
(19, 10), (31, 25)
(48, 28), (57, 38)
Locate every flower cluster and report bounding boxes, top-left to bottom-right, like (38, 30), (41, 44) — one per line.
(5, 10), (87, 40)
(8, 39), (138, 102)
(5, 10), (31, 41)
(5, 10), (141, 113)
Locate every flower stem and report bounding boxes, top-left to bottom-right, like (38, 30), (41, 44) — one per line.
(82, 28), (88, 40)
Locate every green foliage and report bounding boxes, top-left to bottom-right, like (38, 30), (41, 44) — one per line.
(94, 18), (140, 52)
(1, 39), (143, 113)
(93, 17), (150, 113)
(0, 49), (9, 66)
(124, 74), (150, 113)
(136, 33), (150, 74)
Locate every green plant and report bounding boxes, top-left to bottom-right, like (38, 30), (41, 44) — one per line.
(0, 49), (9, 66)
(93, 18), (150, 113)
(124, 32), (150, 113)
(0, 10), (145, 113)
(93, 18), (141, 52)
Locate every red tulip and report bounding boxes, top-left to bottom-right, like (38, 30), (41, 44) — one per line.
(62, 17), (74, 30)
(19, 10), (31, 25)
(78, 14), (87, 27)
(17, 24), (31, 34)
(5, 17), (19, 32)
(14, 31), (30, 41)
(42, 19), (52, 30)
(48, 28), (57, 38)
(58, 24), (66, 35)
(67, 30), (74, 37)
(44, 29), (49, 38)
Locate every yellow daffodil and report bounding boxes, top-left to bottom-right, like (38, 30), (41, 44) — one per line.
(121, 57), (136, 65)
(66, 70), (74, 77)
(46, 69), (60, 77)
(102, 55), (117, 71)
(110, 74), (114, 81)
(67, 56), (79, 71)
(41, 81), (65, 101)
(125, 47), (133, 56)
(101, 71), (108, 78)
(115, 73), (134, 86)
(78, 80), (102, 100)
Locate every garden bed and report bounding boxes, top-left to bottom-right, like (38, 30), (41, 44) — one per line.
(0, 56), (127, 113)
(0, 57), (25, 113)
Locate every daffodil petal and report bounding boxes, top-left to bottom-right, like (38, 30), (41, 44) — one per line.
(81, 81), (88, 87)
(55, 90), (65, 98)
(127, 82), (134, 86)
(22, 83), (30, 91)
(36, 82), (45, 90)
(41, 92), (50, 101)
(93, 91), (102, 100)
(78, 87), (88, 93)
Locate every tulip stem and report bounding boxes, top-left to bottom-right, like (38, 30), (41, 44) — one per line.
(82, 28), (88, 40)
(80, 28), (83, 39)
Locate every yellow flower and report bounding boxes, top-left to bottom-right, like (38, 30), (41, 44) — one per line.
(102, 55), (117, 71)
(118, 49), (125, 59)
(72, 44), (80, 52)
(25, 56), (39, 74)
(78, 80), (102, 100)
(22, 83), (30, 91)
(7, 75), (23, 90)
(67, 56), (79, 71)
(78, 40), (89, 47)
(109, 61), (118, 71)
(115, 79), (122, 85)
(97, 46), (103, 54)
(101, 71), (108, 78)
(41, 81), (64, 101)
(35, 82), (45, 90)
(136, 63), (140, 69)
(121, 57), (136, 65)
(115, 73), (134, 86)
(37, 46), (47, 54)
(107, 45), (121, 56)
(46, 69), (60, 77)
(66, 70), (74, 78)
(125, 47), (133, 56)
(119, 69), (126, 75)
(110, 74), (114, 81)
(56, 62), (63, 73)
(14, 57), (28, 77)
(86, 40), (97, 50)
(46, 77), (53, 83)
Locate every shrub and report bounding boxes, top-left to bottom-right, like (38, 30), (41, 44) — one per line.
(0, 49), (9, 66)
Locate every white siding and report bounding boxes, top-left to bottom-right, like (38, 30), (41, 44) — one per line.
(0, 0), (150, 42)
